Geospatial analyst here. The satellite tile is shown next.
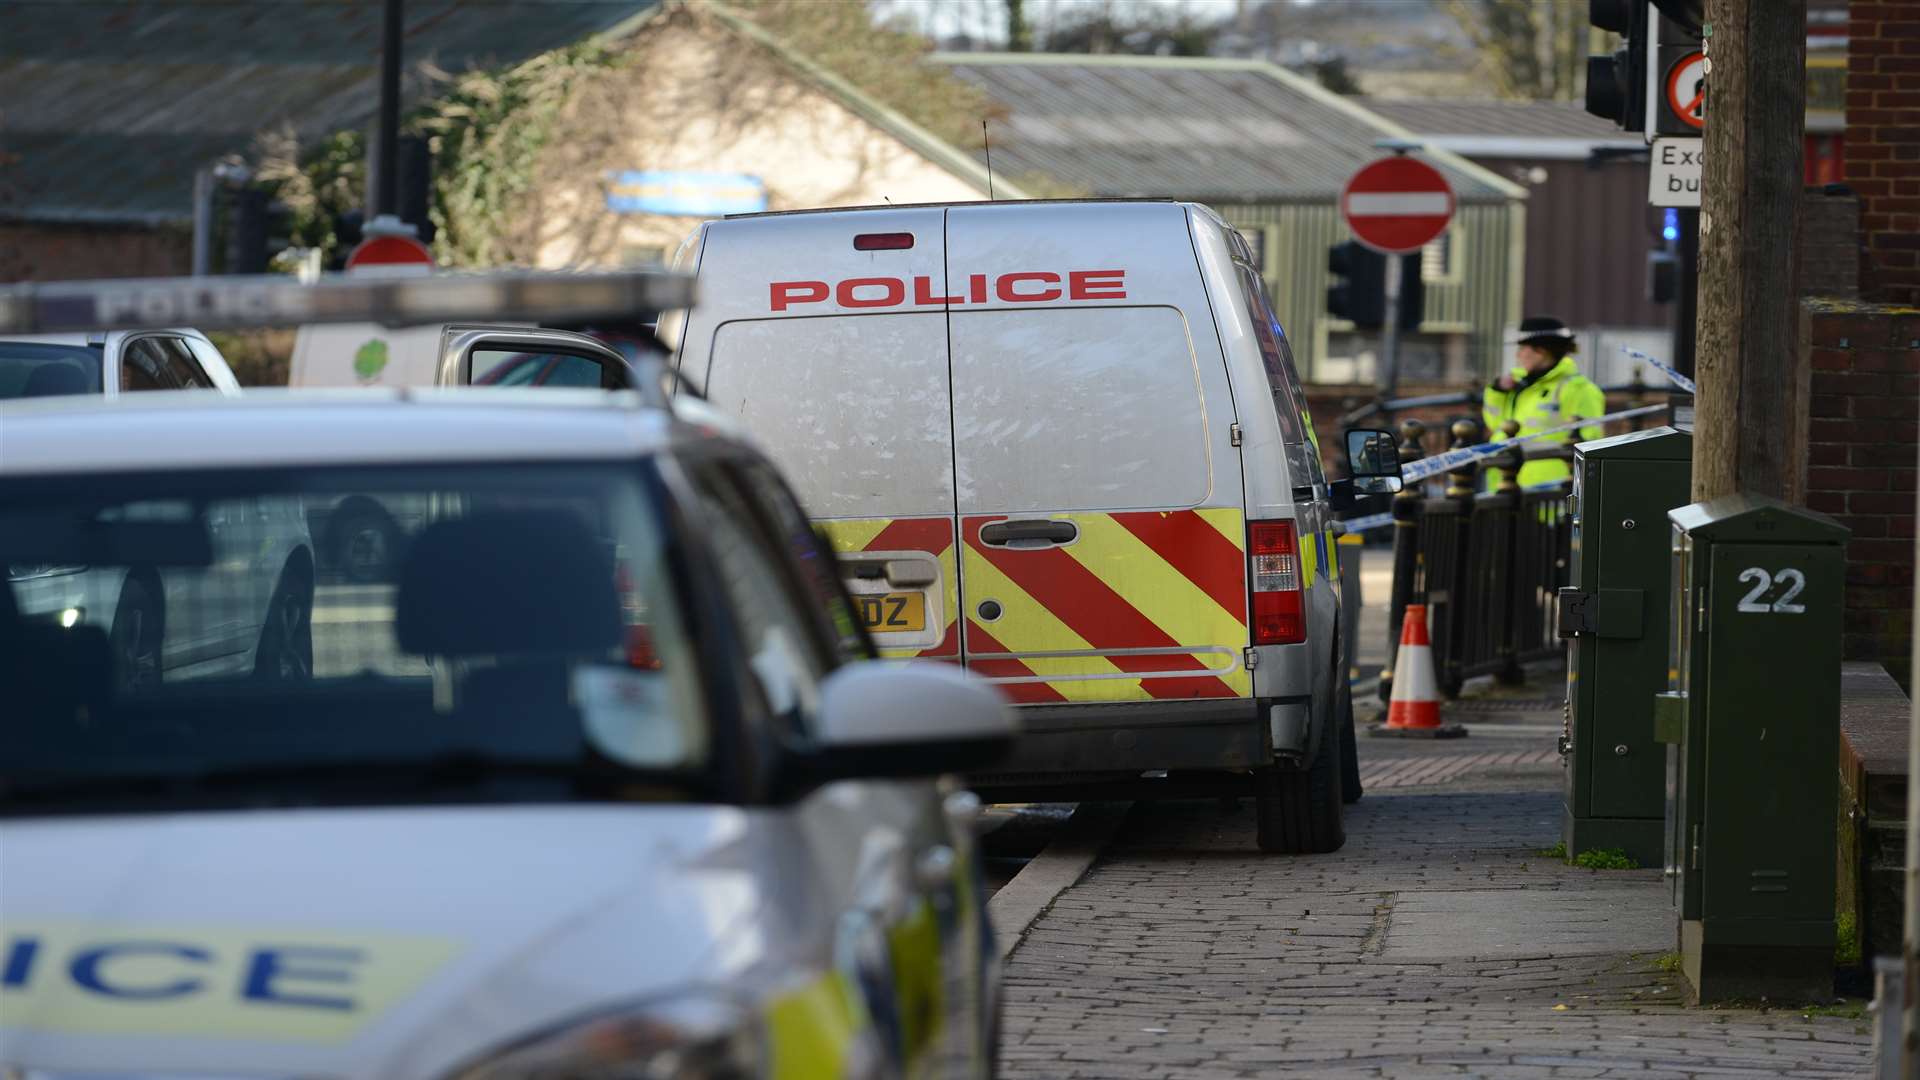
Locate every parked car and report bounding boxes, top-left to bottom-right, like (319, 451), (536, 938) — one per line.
(1, 391), (1013, 1080)
(665, 199), (1398, 853)
(0, 329), (241, 400)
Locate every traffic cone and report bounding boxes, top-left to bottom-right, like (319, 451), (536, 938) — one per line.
(1371, 604), (1467, 739)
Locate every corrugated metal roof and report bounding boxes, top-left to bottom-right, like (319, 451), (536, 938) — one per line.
(932, 54), (1522, 205)
(1359, 98), (1630, 140)
(0, 0), (658, 225)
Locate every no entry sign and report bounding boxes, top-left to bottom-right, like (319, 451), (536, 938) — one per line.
(345, 233), (434, 272)
(1340, 156), (1456, 255)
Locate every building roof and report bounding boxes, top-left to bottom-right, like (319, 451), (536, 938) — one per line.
(930, 53), (1525, 205)
(0, 0), (662, 226)
(1358, 97), (1645, 160)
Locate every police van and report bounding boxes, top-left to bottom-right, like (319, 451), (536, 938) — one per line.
(665, 200), (1402, 853)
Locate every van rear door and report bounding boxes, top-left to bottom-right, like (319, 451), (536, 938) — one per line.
(678, 208), (960, 660)
(945, 203), (1251, 704)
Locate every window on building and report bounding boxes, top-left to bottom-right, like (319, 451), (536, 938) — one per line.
(1421, 228), (1461, 284)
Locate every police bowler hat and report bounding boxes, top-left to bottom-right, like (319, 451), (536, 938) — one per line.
(1509, 315), (1577, 352)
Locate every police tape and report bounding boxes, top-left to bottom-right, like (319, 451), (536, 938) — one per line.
(1398, 402), (1668, 484)
(1619, 345), (1697, 395)
(1334, 401), (1669, 534)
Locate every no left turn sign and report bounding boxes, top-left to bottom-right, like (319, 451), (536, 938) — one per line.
(1666, 51), (1707, 131)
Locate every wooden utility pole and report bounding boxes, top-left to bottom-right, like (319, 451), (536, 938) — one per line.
(1692, 0), (1808, 503)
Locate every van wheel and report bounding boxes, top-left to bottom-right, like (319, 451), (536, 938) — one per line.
(1254, 720), (1346, 854)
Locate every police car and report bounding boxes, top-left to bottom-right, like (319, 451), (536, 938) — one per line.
(0, 391), (1015, 1079)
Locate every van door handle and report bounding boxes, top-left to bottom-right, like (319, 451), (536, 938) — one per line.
(978, 519), (1078, 547)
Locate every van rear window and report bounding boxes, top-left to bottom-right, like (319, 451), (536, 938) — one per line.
(950, 307), (1210, 513)
(707, 314), (954, 519)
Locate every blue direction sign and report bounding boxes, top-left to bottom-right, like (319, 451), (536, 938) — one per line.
(606, 171), (767, 216)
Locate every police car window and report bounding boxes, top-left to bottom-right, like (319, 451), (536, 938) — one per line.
(690, 464), (832, 734)
(1235, 267), (1326, 489)
(950, 306), (1209, 512)
(1, 463), (713, 814)
(707, 314), (954, 519)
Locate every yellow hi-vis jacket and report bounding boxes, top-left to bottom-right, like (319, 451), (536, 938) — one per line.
(1481, 356), (1606, 490)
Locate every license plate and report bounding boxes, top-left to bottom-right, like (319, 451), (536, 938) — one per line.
(853, 592), (927, 633)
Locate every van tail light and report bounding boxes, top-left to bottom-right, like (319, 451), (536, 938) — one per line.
(1248, 519), (1305, 646)
(853, 232), (914, 251)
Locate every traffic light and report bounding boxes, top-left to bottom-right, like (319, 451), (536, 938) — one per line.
(223, 188), (295, 274)
(1587, 2), (1707, 135)
(1396, 252), (1423, 332)
(1650, 5), (1705, 137)
(1585, 0), (1648, 132)
(1327, 241), (1422, 332)
(1328, 240), (1385, 329)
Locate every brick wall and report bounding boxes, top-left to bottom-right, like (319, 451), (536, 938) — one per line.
(0, 222), (191, 283)
(1845, 1), (1920, 306)
(1800, 187), (1861, 298)
(1802, 299), (1920, 688)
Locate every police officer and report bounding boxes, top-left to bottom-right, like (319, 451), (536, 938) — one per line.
(1482, 315), (1606, 490)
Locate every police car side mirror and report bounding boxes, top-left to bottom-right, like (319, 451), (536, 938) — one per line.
(801, 661), (1018, 783)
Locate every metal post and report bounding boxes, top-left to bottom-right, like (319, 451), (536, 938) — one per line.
(371, 0), (403, 220)
(1903, 454), (1920, 1080)
(1381, 418), (1426, 703)
(1674, 207), (1700, 380)
(1440, 418), (1480, 698)
(1380, 253), (1403, 399)
(191, 167), (214, 277)
(1496, 424), (1527, 685)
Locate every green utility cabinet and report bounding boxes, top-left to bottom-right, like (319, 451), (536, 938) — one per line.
(1655, 495), (1849, 1004)
(1558, 427), (1692, 866)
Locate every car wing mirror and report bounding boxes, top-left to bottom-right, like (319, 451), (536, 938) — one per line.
(801, 661), (1017, 784)
(1330, 427), (1404, 511)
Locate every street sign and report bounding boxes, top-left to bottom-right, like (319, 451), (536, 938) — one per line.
(1664, 50), (1707, 131)
(344, 232), (435, 272)
(1339, 156), (1456, 255)
(1650, 136), (1702, 207)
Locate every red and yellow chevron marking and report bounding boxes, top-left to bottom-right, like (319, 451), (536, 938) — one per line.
(960, 508), (1252, 703)
(818, 517), (958, 661)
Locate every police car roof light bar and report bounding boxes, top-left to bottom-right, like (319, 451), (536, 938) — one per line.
(0, 269), (698, 336)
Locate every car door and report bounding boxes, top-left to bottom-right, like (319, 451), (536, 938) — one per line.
(685, 455), (988, 1079)
(945, 202), (1251, 706)
(438, 325), (635, 390)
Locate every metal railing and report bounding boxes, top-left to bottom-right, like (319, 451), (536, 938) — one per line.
(1378, 417), (1574, 701)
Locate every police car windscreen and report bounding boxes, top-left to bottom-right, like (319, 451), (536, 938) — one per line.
(0, 342), (103, 400)
(1, 462), (708, 811)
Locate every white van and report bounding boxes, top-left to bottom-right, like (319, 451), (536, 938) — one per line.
(668, 200), (1389, 853)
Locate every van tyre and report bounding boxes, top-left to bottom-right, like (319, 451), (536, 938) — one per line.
(254, 562), (314, 682)
(109, 574), (163, 690)
(1254, 721), (1346, 854)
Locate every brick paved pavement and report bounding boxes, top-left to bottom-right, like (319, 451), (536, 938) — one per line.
(997, 773), (1875, 1078)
